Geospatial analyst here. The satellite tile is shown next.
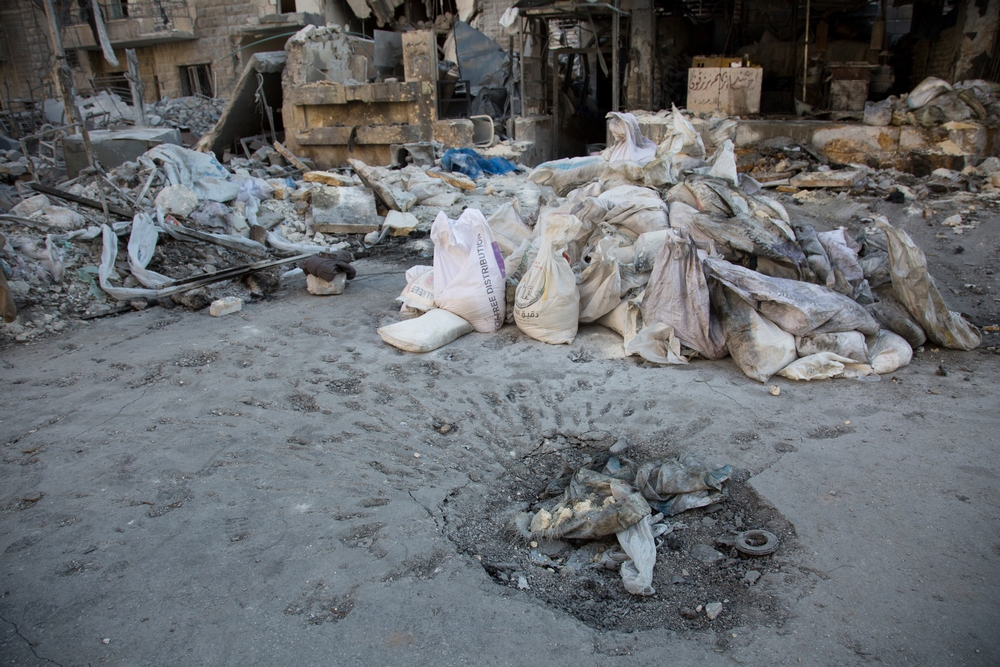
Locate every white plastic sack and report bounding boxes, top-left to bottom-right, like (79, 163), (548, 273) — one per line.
(778, 352), (859, 381)
(397, 265), (435, 311)
(604, 112), (657, 166)
(642, 233), (728, 359)
(907, 77), (953, 109)
(527, 156), (607, 196)
(706, 139), (738, 185)
(817, 228), (864, 294)
(431, 209), (506, 333)
(624, 322), (687, 364)
(712, 281), (797, 382)
(514, 213), (583, 344)
(868, 329), (913, 374)
(795, 331), (868, 362)
(487, 201), (534, 256)
(138, 144), (239, 202)
(377, 309), (474, 353)
(877, 218), (980, 350)
(597, 185), (670, 235)
(504, 237), (539, 283)
(598, 290), (643, 345)
(617, 515), (656, 596)
(578, 237), (622, 322)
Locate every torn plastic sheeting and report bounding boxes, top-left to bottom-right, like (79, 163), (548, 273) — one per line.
(907, 77), (953, 109)
(127, 212), (172, 289)
(705, 257), (880, 337)
(641, 233), (728, 360)
(605, 112), (657, 166)
(528, 469), (650, 541)
(453, 21), (507, 96)
(877, 218), (980, 350)
(617, 515), (656, 596)
(98, 224), (161, 301)
(265, 231), (329, 256)
(440, 148), (517, 181)
(634, 455), (731, 508)
(160, 218), (269, 257)
(138, 144), (239, 203)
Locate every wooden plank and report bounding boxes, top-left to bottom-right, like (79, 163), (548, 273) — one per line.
(295, 124), (424, 146)
(272, 141), (309, 171)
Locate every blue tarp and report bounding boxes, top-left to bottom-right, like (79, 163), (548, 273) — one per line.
(441, 148), (517, 180)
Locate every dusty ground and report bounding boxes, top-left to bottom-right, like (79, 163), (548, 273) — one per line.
(1, 194), (998, 666)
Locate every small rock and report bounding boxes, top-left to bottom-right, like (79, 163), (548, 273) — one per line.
(439, 424), (452, 434)
(9, 194), (50, 217)
(517, 575), (529, 590)
(610, 437), (629, 454)
(306, 273), (347, 295)
(155, 185), (198, 218)
(22, 491), (43, 502)
(690, 544), (725, 564)
(745, 570), (761, 584)
(679, 607), (699, 619)
(769, 384), (780, 396)
(209, 297), (243, 317)
(701, 516), (718, 528)
(705, 601), (723, 620)
(172, 289), (211, 310)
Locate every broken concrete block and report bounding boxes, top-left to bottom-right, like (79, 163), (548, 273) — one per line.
(10, 194), (51, 218)
(303, 170), (353, 186)
(209, 296), (243, 316)
(155, 185), (199, 218)
(349, 159), (416, 212)
(311, 185), (379, 234)
(978, 157), (1000, 176)
(306, 272), (347, 295)
(789, 169), (862, 189)
(0, 161), (28, 177)
(384, 210), (419, 236)
(426, 168), (476, 191)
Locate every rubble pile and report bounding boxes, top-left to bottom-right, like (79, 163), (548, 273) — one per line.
(867, 77), (1000, 129)
(145, 96), (229, 137)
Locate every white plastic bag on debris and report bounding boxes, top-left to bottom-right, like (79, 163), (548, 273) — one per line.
(487, 201), (534, 256)
(237, 177), (274, 202)
(634, 455), (731, 515)
(868, 329), (913, 374)
(617, 515), (656, 596)
(397, 265), (435, 311)
(778, 352), (859, 381)
(139, 144), (239, 202)
(796, 331), (869, 362)
(431, 209), (506, 333)
(877, 219), (980, 350)
(515, 213), (583, 344)
(624, 323), (687, 364)
(604, 112), (657, 166)
(642, 233), (728, 359)
(377, 309), (474, 353)
(578, 237), (622, 322)
(907, 77), (953, 109)
(528, 156), (607, 196)
(705, 257), (880, 336)
(712, 281), (797, 382)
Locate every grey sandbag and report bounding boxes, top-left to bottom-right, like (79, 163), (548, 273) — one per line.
(634, 455), (732, 516)
(711, 279), (797, 382)
(877, 218), (980, 350)
(528, 468), (650, 540)
(682, 212), (807, 274)
(792, 222), (833, 287)
(817, 228), (864, 295)
(705, 257), (880, 336)
(867, 292), (927, 348)
(796, 331), (869, 362)
(641, 233), (727, 359)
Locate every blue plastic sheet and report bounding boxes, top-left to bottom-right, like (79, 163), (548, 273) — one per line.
(441, 148), (517, 180)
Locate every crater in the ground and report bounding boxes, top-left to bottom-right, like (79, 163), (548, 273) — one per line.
(442, 443), (802, 633)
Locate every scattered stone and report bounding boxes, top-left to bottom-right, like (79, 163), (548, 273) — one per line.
(306, 273), (347, 295)
(789, 169), (862, 189)
(679, 607), (699, 619)
(705, 601), (723, 620)
(303, 170), (353, 186)
(155, 185), (199, 218)
(769, 385), (780, 396)
(172, 289), (212, 310)
(209, 297), (243, 317)
(744, 570), (761, 584)
(10, 194), (51, 217)
(690, 544), (725, 564)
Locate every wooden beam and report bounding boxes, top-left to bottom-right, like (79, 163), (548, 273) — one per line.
(29, 182), (133, 218)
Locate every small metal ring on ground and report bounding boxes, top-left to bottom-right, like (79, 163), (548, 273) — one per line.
(735, 530), (779, 556)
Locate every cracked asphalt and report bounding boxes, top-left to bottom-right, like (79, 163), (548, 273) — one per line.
(1, 247), (998, 666)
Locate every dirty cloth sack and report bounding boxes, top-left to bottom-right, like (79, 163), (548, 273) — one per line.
(634, 455), (732, 516)
(377, 309), (474, 353)
(595, 185), (670, 236)
(641, 233), (727, 359)
(795, 331), (868, 362)
(877, 219), (980, 350)
(705, 258), (879, 336)
(431, 208), (506, 333)
(778, 352), (859, 381)
(866, 295), (926, 348)
(487, 201), (533, 257)
(514, 213), (583, 344)
(868, 329), (913, 374)
(624, 322), (687, 364)
(817, 228), (864, 295)
(604, 112), (657, 165)
(529, 468), (650, 540)
(301, 251), (356, 281)
(711, 280), (797, 382)
(528, 156), (607, 196)
(139, 144), (239, 202)
(578, 236), (622, 322)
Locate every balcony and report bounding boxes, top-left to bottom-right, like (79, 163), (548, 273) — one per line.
(62, 0), (196, 50)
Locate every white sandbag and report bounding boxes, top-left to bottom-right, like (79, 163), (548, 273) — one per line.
(431, 209), (506, 333)
(624, 322), (687, 365)
(598, 291), (644, 345)
(868, 329), (912, 374)
(632, 230), (672, 273)
(795, 331), (868, 362)
(877, 218), (980, 350)
(488, 201), (534, 256)
(712, 281), (797, 382)
(397, 265), (435, 311)
(377, 309), (474, 353)
(604, 112), (657, 166)
(705, 257), (880, 336)
(777, 352), (859, 381)
(514, 213), (583, 344)
(706, 139), (738, 185)
(597, 185), (670, 235)
(616, 515), (656, 596)
(907, 77), (953, 109)
(816, 228), (864, 294)
(641, 233), (727, 359)
(578, 237), (622, 323)
(527, 156), (607, 196)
